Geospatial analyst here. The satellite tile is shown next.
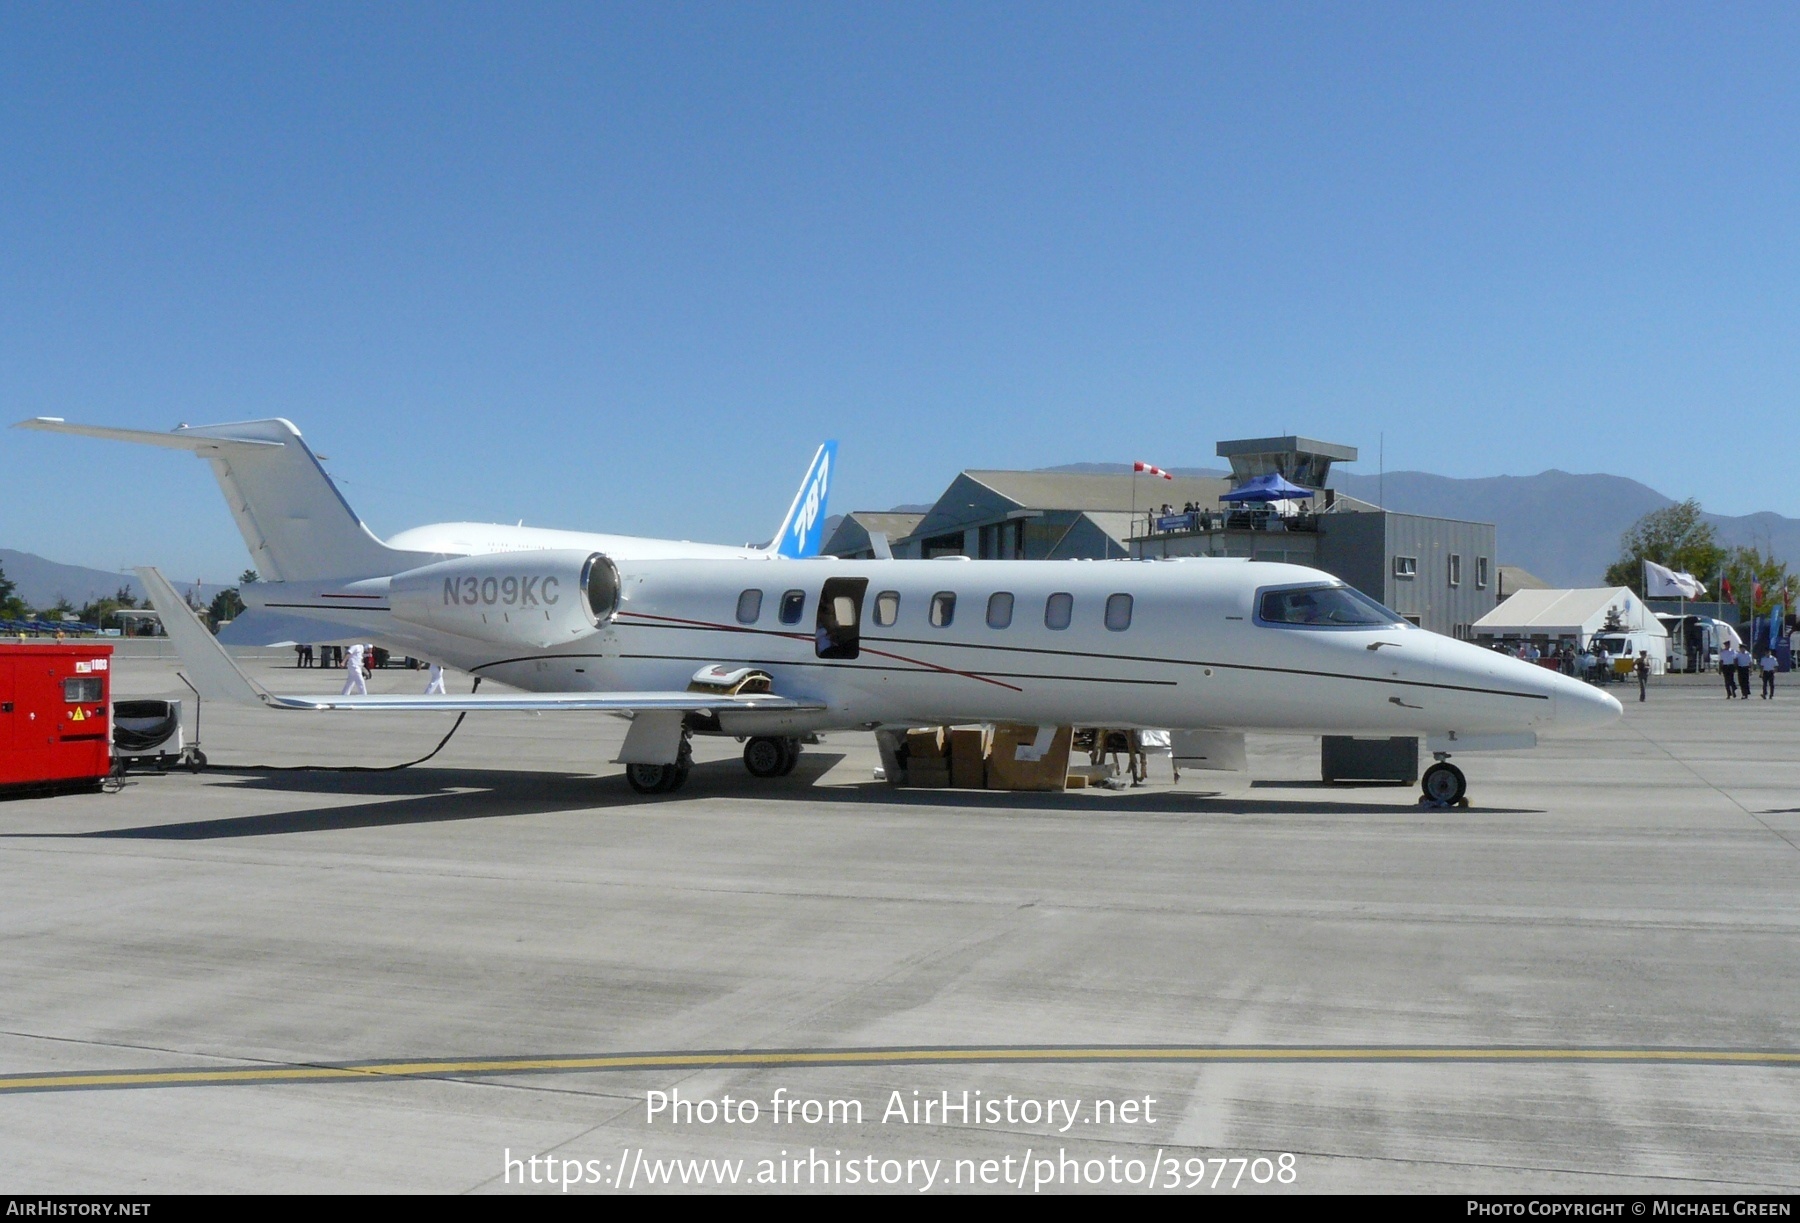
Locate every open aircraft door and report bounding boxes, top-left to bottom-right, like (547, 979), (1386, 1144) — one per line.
(815, 577), (868, 659)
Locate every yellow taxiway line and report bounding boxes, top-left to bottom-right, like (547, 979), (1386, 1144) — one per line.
(3, 1046), (1798, 1095)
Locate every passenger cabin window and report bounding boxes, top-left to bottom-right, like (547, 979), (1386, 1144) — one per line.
(986, 592), (1014, 629)
(1448, 554), (1462, 587)
(1257, 584), (1406, 628)
(929, 592), (956, 627)
(1045, 592), (1073, 630)
(1105, 593), (1133, 631)
(779, 589), (806, 625)
(874, 590), (900, 627)
(735, 589), (763, 624)
(1393, 556), (1418, 579)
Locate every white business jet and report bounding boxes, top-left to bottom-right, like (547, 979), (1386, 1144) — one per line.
(19, 417), (1620, 805)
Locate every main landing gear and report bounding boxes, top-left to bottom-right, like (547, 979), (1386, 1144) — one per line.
(742, 735), (801, 778)
(626, 738), (693, 795)
(1419, 753), (1468, 807)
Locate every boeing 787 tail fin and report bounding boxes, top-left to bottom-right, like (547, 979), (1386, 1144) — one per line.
(767, 440), (837, 558)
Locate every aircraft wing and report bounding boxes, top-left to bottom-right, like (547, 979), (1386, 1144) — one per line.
(134, 566), (823, 715)
(258, 691), (820, 713)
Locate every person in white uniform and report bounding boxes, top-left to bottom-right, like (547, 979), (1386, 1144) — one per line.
(340, 642), (368, 696)
(425, 662), (447, 695)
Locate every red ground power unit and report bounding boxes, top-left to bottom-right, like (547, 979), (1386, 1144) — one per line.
(0, 643), (114, 794)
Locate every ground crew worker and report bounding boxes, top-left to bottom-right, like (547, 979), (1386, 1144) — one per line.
(425, 663), (447, 695)
(1635, 650), (1649, 702)
(341, 642), (368, 696)
(1722, 646), (1739, 698)
(1737, 649), (1753, 705)
(1761, 650), (1777, 699)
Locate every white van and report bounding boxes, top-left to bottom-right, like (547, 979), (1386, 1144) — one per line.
(1591, 630), (1670, 676)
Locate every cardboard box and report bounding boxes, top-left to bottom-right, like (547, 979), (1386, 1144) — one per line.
(986, 724), (1073, 792)
(908, 763), (951, 789)
(948, 726), (990, 789)
(1064, 774), (1089, 789)
(1066, 762), (1116, 784)
(905, 727), (946, 761)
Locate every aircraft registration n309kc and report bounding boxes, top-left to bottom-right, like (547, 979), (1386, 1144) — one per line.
(19, 415), (1620, 805)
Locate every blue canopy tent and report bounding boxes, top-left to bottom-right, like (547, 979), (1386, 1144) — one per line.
(1220, 473), (1316, 502)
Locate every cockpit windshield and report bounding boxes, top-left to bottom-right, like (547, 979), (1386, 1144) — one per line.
(1257, 584), (1406, 628)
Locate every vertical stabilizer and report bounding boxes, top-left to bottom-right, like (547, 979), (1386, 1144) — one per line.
(768, 441), (837, 558)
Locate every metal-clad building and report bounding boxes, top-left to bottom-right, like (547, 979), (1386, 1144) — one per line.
(1314, 511), (1497, 637)
(887, 471), (1231, 560)
(820, 512), (925, 560)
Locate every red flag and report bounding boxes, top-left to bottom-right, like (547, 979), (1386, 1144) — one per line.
(1754, 580), (1765, 604)
(1133, 461), (1173, 480)
(1721, 577), (1734, 601)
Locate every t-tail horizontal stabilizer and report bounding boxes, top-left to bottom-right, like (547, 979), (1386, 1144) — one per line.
(20, 417), (436, 582)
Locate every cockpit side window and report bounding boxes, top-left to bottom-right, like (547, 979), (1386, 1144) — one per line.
(1256, 584), (1406, 628)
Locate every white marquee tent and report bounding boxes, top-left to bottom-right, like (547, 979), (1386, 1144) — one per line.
(1472, 587), (1668, 646)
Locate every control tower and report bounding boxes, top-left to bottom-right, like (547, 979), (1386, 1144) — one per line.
(1215, 436), (1358, 491)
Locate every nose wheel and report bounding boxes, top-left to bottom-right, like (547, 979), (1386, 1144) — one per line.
(1420, 758), (1467, 807)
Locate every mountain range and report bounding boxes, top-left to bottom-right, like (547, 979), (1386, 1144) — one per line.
(0, 550), (227, 611)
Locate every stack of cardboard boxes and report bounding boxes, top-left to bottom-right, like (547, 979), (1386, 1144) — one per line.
(900, 723), (1074, 791)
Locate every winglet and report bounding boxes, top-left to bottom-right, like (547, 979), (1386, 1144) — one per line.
(134, 567), (268, 707)
(768, 441), (837, 558)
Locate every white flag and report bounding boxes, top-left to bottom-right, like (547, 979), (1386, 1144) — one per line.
(1644, 560), (1706, 599)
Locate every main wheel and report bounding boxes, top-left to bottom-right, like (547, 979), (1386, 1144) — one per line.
(659, 758), (691, 793)
(743, 736), (787, 778)
(1421, 762), (1466, 806)
(774, 737), (801, 776)
(626, 763), (671, 794)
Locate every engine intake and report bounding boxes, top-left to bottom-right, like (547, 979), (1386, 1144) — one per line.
(388, 550), (620, 649)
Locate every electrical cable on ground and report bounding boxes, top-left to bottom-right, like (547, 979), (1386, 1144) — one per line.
(217, 677), (483, 773)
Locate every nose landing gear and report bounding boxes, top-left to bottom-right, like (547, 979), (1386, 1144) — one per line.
(1419, 752), (1468, 807)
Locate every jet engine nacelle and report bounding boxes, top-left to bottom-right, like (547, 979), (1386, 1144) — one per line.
(387, 550), (621, 649)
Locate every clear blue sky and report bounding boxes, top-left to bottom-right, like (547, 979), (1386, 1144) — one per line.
(4, 3), (1795, 581)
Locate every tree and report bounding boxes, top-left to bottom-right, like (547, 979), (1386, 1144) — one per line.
(239, 569), (259, 585)
(1720, 545), (1792, 616)
(0, 562), (26, 622)
(207, 587), (245, 630)
(1603, 499), (1728, 595)
(79, 586), (140, 631)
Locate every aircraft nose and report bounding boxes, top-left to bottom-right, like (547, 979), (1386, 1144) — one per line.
(1553, 678), (1623, 728)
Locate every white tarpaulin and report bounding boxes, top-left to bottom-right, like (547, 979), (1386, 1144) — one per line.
(1473, 587), (1667, 641)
